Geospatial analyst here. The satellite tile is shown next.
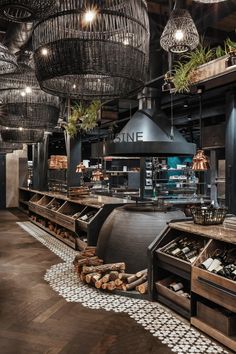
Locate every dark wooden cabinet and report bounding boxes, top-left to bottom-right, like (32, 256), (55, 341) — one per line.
(149, 221), (236, 352)
(19, 188), (125, 250)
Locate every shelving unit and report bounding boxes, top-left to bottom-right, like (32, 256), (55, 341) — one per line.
(148, 220), (236, 352)
(19, 188), (127, 250)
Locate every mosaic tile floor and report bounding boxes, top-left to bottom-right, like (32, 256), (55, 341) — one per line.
(17, 221), (229, 354)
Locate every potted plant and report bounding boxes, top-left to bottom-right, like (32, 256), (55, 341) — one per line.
(66, 100), (101, 137)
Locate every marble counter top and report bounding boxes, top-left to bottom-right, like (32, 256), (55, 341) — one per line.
(169, 220), (236, 244)
(20, 187), (133, 207)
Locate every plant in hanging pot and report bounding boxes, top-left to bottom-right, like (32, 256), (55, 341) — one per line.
(66, 100), (101, 137)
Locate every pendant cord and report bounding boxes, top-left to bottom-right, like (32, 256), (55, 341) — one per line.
(170, 91), (174, 139)
(199, 93), (202, 148)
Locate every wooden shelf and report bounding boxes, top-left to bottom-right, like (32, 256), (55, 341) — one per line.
(30, 219), (76, 250)
(191, 317), (236, 353)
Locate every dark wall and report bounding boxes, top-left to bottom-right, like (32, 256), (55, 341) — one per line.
(0, 155), (6, 209)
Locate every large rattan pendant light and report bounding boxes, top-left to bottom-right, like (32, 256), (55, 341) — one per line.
(0, 43), (17, 73)
(1, 127), (44, 143)
(160, 1), (199, 54)
(0, 65), (60, 130)
(0, 0), (56, 22)
(32, 0), (150, 100)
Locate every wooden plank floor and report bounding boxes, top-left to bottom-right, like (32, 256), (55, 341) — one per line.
(0, 209), (172, 354)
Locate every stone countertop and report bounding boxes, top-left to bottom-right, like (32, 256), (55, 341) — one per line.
(20, 187), (133, 207)
(169, 220), (236, 244)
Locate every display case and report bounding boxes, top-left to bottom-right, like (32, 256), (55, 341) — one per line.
(20, 188), (127, 250)
(148, 220), (236, 351)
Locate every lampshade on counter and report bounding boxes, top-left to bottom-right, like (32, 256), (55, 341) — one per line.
(32, 0), (150, 99)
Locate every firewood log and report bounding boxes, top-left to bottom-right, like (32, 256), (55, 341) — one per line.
(136, 281), (148, 294)
(118, 273), (134, 280)
(91, 273), (102, 283)
(136, 269), (148, 278)
(80, 273), (86, 282)
(85, 246), (96, 251)
(82, 262), (125, 275)
(109, 271), (119, 281)
(85, 273), (100, 284)
(127, 274), (138, 284)
(76, 256), (100, 266)
(107, 281), (116, 291)
(124, 274), (147, 291)
(114, 279), (123, 287)
(100, 274), (110, 283)
(95, 280), (102, 289)
(102, 283), (108, 290)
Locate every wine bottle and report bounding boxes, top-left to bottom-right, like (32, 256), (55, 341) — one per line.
(200, 257), (214, 270)
(169, 282), (184, 292)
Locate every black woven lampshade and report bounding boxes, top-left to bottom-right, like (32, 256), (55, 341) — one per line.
(0, 0), (56, 22)
(0, 67), (60, 130)
(32, 0), (150, 100)
(0, 141), (23, 152)
(1, 128), (44, 143)
(160, 9), (199, 53)
(0, 43), (17, 74)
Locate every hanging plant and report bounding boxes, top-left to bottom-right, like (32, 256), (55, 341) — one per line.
(172, 37), (236, 93)
(66, 100), (101, 137)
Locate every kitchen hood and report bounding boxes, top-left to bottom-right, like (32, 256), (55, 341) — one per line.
(103, 107), (196, 157)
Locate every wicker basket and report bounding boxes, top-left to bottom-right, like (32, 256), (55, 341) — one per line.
(191, 206), (227, 225)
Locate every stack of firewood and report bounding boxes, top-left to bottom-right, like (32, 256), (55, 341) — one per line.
(73, 247), (148, 295)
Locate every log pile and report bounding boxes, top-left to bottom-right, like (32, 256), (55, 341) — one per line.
(73, 248), (148, 295)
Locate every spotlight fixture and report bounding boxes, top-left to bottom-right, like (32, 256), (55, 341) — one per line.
(160, 9), (199, 53)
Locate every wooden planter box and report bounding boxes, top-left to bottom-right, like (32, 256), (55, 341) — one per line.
(190, 55), (229, 84)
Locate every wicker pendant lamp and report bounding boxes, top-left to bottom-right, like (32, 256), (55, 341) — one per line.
(160, 4), (199, 54)
(0, 66), (60, 130)
(0, 43), (17, 74)
(32, 0), (150, 100)
(1, 127), (44, 143)
(0, 0), (56, 22)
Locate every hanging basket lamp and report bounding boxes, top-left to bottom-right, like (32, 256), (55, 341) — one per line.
(32, 0), (150, 100)
(160, 9), (199, 53)
(0, 66), (60, 130)
(1, 127), (44, 143)
(0, 43), (18, 74)
(0, 0), (56, 22)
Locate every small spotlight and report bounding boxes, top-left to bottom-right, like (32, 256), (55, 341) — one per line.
(84, 9), (97, 24)
(174, 29), (184, 41)
(21, 91), (26, 97)
(123, 38), (129, 46)
(25, 86), (32, 94)
(72, 84), (76, 89)
(6, 127), (9, 130)
(19, 127), (23, 131)
(41, 47), (48, 56)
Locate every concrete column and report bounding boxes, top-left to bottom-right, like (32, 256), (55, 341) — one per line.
(66, 133), (82, 189)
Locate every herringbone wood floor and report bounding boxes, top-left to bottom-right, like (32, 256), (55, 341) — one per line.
(0, 209), (172, 354)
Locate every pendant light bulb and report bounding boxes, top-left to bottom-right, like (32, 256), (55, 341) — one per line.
(174, 29), (184, 41)
(83, 8), (97, 24)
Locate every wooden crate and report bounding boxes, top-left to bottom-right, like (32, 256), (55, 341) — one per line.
(197, 300), (236, 337)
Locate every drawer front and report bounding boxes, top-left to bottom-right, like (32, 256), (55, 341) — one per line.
(55, 214), (75, 231)
(157, 251), (192, 274)
(192, 267), (236, 313)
